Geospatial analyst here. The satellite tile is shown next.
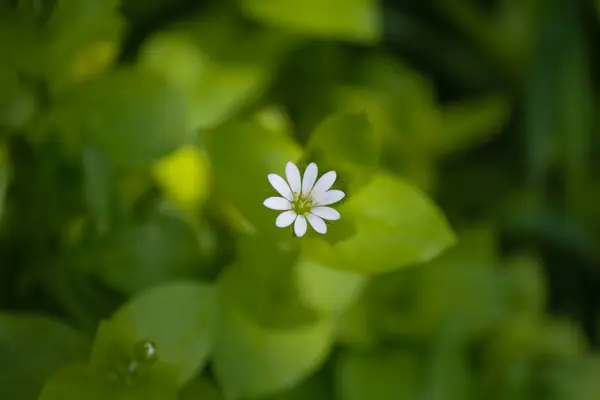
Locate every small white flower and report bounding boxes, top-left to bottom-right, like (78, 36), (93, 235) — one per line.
(263, 161), (345, 237)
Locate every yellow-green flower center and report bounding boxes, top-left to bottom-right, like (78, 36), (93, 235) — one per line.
(291, 193), (313, 215)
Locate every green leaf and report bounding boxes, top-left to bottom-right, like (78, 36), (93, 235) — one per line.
(0, 313), (90, 400)
(205, 120), (302, 235)
(82, 146), (113, 234)
(437, 93), (510, 155)
(138, 16), (293, 132)
(219, 236), (317, 329)
(336, 348), (422, 400)
(306, 112), (380, 192)
(179, 377), (223, 400)
(80, 211), (203, 295)
(295, 256), (367, 315)
(213, 276), (334, 398)
(51, 68), (189, 169)
(366, 226), (505, 339)
(303, 172), (456, 274)
(90, 281), (218, 388)
(37, 363), (178, 400)
(0, 67), (37, 129)
(241, 0), (381, 43)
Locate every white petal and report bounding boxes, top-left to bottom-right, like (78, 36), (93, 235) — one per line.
(294, 214), (307, 237)
(314, 190), (345, 206)
(286, 162), (302, 195)
(268, 174), (293, 201)
(311, 171), (337, 196)
(306, 213), (327, 234)
(311, 206), (340, 220)
(301, 163), (318, 195)
(263, 197), (292, 210)
(276, 210), (297, 227)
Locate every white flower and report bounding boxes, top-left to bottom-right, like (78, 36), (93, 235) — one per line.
(263, 161), (345, 237)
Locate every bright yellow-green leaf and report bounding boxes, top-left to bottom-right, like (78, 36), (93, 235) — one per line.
(153, 146), (212, 214)
(303, 172), (456, 274)
(91, 282), (218, 388)
(241, 0), (382, 43)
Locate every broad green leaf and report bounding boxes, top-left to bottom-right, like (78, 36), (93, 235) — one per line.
(138, 15), (294, 132)
(219, 236), (317, 329)
(51, 68), (189, 169)
(205, 121), (302, 235)
(295, 256), (367, 315)
(241, 0), (381, 43)
(91, 281), (218, 388)
(80, 211), (202, 295)
(0, 313), (90, 400)
(336, 349), (422, 400)
(213, 278), (334, 398)
(303, 172), (456, 274)
(306, 112), (380, 192)
(38, 363), (178, 400)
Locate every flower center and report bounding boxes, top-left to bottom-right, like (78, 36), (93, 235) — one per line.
(291, 193), (313, 215)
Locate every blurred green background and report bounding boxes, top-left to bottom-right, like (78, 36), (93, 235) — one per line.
(0, 0), (599, 399)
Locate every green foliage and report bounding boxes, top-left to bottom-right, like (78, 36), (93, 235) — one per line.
(0, 314), (90, 400)
(304, 172), (456, 274)
(213, 281), (334, 398)
(49, 68), (190, 169)
(240, 0), (381, 43)
(0, 0), (598, 399)
(91, 282), (217, 388)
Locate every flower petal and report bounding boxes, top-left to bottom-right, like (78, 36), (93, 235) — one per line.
(276, 210), (297, 227)
(311, 206), (340, 220)
(263, 197), (292, 210)
(306, 213), (327, 234)
(314, 190), (345, 206)
(268, 174), (293, 201)
(286, 162), (302, 195)
(311, 171), (337, 196)
(301, 162), (318, 195)
(294, 214), (307, 237)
